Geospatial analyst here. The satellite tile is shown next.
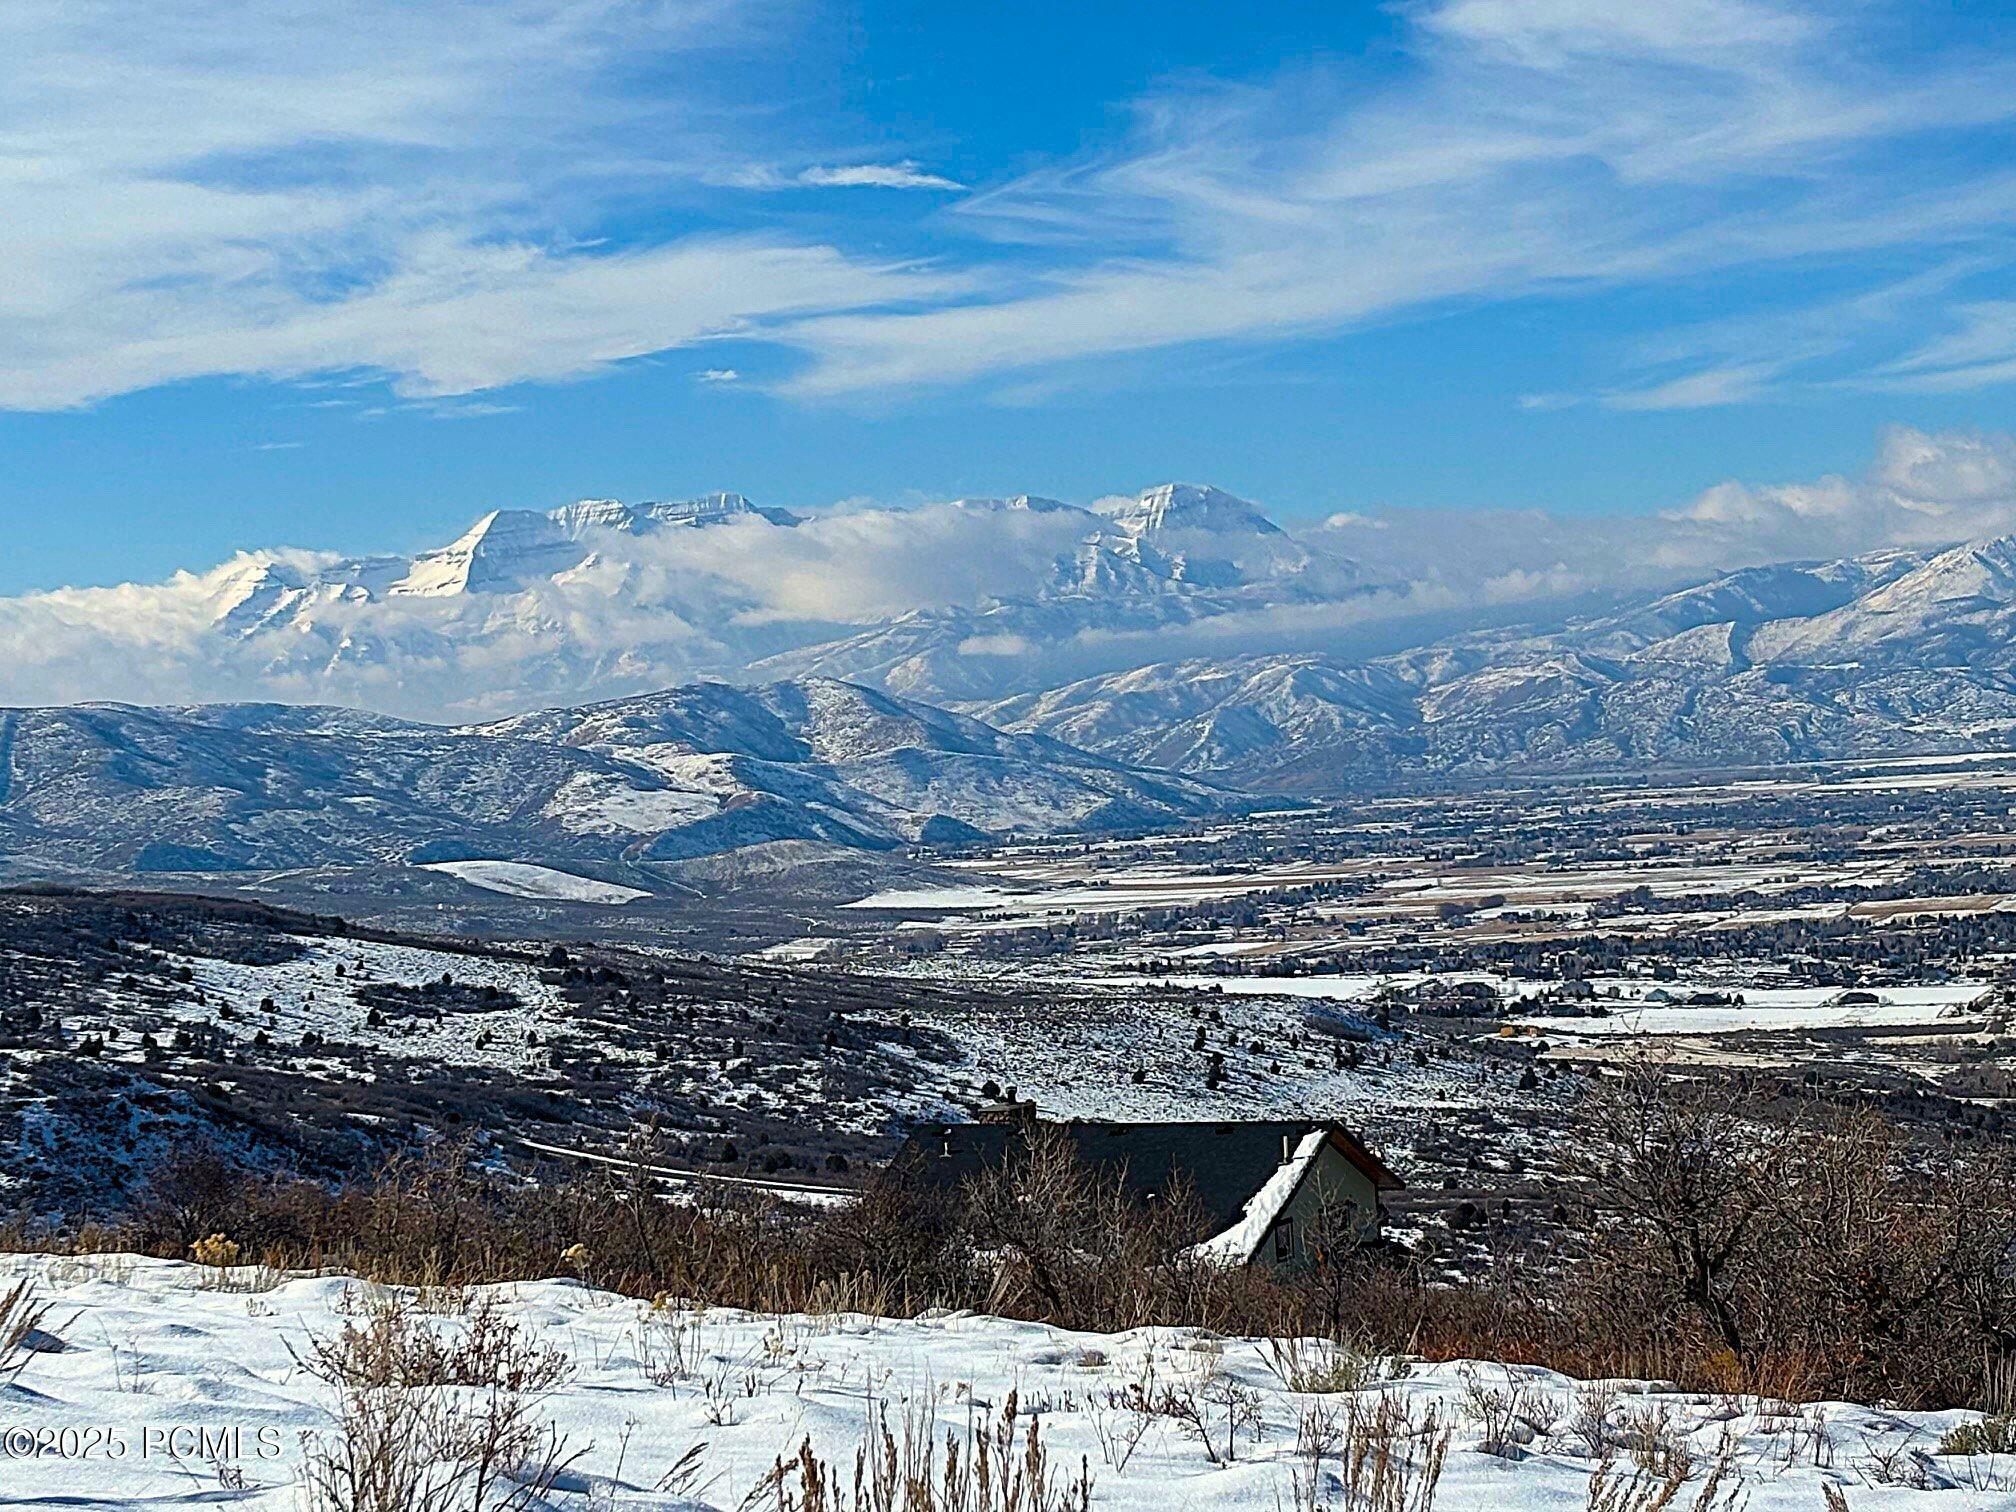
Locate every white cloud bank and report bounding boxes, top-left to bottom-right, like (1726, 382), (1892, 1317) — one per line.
(1310, 426), (2016, 604)
(0, 495), (1119, 713)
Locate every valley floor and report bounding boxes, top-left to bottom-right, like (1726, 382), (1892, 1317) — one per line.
(0, 1253), (2008, 1511)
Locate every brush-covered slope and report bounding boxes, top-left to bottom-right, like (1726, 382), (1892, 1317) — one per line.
(0, 679), (1248, 881)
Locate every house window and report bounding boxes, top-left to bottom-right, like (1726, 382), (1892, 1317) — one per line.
(1272, 1217), (1294, 1262)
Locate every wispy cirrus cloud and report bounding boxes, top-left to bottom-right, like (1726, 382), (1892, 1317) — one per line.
(1603, 364), (1782, 413)
(0, 0), (959, 410)
(4, 0), (2016, 414)
(792, 162), (965, 191)
(1554, 256), (2012, 411)
(781, 0), (2016, 398)
(708, 159), (966, 192)
(11, 231), (962, 410)
(1874, 301), (2016, 393)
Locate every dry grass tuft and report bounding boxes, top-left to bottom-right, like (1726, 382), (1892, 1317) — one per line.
(296, 1291), (580, 1512)
(751, 1390), (1092, 1512)
(0, 1279), (54, 1388)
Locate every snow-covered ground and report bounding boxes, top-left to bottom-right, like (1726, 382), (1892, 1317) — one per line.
(1110, 972), (1390, 1002)
(0, 1254), (2007, 1510)
(1522, 985), (1986, 1038)
(1114, 973), (1990, 1038)
(141, 934), (576, 1075)
(898, 971), (1509, 1130)
(419, 859), (651, 904)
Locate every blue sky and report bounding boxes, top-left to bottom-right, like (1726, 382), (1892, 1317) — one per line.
(6, 0), (2016, 593)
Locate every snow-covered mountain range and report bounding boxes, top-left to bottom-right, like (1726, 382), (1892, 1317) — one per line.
(0, 678), (1246, 882)
(1, 483), (1369, 717)
(974, 540), (2016, 790)
(18, 479), (2016, 799)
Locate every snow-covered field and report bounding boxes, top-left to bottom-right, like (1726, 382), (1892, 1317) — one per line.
(1, 1254), (2007, 1510)
(1113, 973), (1990, 1038)
(843, 883), (1023, 912)
(1521, 986), (1986, 1038)
(418, 859), (651, 904)
(842, 851), (1939, 932)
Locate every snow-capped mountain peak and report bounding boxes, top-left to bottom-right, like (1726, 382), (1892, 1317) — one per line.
(302, 492), (802, 601)
(1861, 534), (2016, 612)
(945, 494), (1083, 516)
(391, 509), (583, 597)
(1097, 482), (1286, 539)
(1082, 482), (1322, 589)
(548, 498), (634, 536)
(550, 493), (800, 538)
(637, 492), (801, 529)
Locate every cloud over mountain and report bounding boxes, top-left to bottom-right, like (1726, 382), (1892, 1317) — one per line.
(4, 428), (2016, 720)
(0, 484), (1356, 716)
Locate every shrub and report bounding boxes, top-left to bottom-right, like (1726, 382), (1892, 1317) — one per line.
(296, 1292), (571, 1396)
(753, 1391), (1091, 1512)
(959, 1124), (1225, 1329)
(296, 1292), (578, 1512)
(1939, 1411), (2016, 1457)
(1288, 1392), (1449, 1512)
(1565, 1062), (2016, 1407)
(1263, 1334), (1412, 1395)
(188, 1233), (240, 1268)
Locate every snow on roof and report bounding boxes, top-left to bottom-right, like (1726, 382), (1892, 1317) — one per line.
(1189, 1127), (1329, 1266)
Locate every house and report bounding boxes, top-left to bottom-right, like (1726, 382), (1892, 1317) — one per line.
(1390, 978), (1501, 1015)
(889, 1117), (1402, 1269)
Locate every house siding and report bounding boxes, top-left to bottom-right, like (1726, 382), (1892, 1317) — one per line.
(1260, 1139), (1383, 1268)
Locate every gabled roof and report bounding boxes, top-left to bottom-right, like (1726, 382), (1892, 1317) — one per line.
(890, 1119), (1401, 1239)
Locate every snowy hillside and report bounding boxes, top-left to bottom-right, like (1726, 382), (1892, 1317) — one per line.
(0, 679), (1247, 882)
(976, 657), (1420, 790)
(972, 539), (2016, 792)
(0, 888), (1022, 1212)
(0, 1254), (2007, 1510)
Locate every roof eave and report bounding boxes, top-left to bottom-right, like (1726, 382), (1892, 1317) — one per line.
(1325, 1125), (1405, 1192)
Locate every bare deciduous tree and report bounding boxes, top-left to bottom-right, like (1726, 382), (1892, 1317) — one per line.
(1572, 1057), (2016, 1405)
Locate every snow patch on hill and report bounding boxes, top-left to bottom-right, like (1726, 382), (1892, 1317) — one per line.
(419, 860), (650, 904)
